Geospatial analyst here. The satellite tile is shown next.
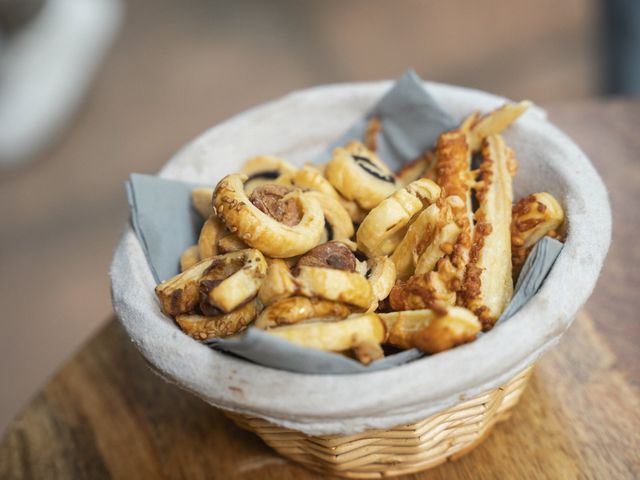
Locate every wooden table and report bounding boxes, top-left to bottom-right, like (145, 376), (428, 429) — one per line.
(1, 100), (639, 479)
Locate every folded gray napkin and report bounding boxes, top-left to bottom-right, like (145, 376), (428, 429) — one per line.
(125, 70), (563, 374)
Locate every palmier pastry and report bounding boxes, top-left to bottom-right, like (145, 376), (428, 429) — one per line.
(365, 256), (396, 311)
(304, 191), (354, 242)
(276, 165), (340, 198)
(254, 296), (351, 329)
(462, 134), (516, 329)
(240, 155), (298, 194)
(266, 313), (385, 364)
(325, 141), (399, 210)
(357, 178), (441, 257)
(213, 174), (324, 258)
(511, 192), (564, 274)
(176, 299), (260, 340)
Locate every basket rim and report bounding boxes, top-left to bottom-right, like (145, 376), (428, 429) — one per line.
(111, 79), (611, 435)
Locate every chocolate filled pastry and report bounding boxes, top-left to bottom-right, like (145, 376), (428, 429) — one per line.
(356, 178), (441, 257)
(213, 173), (324, 258)
(365, 256), (397, 311)
(325, 141), (399, 210)
(241, 155), (298, 194)
(304, 191), (355, 243)
(296, 241), (357, 272)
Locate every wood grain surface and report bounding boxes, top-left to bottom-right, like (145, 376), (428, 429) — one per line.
(1, 100), (639, 479)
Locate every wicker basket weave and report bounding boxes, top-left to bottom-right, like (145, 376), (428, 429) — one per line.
(227, 366), (533, 478)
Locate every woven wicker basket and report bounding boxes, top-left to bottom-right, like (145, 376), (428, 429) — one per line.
(227, 366), (533, 478)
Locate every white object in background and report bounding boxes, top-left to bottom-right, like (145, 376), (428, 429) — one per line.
(0, 0), (123, 167)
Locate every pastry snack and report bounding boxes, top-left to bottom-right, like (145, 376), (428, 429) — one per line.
(155, 100), (564, 363)
(213, 174), (324, 257)
(511, 192), (564, 276)
(325, 141), (399, 210)
(462, 135), (516, 329)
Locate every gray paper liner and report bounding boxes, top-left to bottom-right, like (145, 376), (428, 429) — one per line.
(314, 70), (456, 170)
(125, 70), (564, 374)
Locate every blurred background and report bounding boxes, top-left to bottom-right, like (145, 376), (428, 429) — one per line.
(0, 0), (637, 434)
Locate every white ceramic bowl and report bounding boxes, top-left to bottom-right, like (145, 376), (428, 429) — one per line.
(111, 81), (610, 436)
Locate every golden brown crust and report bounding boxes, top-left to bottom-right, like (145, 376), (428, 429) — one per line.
(461, 135), (514, 329)
(217, 233), (249, 253)
(155, 257), (221, 316)
(241, 156), (298, 194)
(412, 309), (480, 353)
(511, 192), (565, 276)
(258, 259), (297, 306)
(325, 141), (398, 210)
(466, 101), (531, 152)
(254, 296), (351, 329)
(356, 178), (441, 257)
(305, 191), (355, 243)
(201, 249), (268, 313)
(213, 174), (324, 258)
(266, 313), (385, 363)
(391, 130), (475, 311)
(388, 269), (454, 313)
(295, 266), (374, 309)
(379, 306), (480, 351)
(365, 256), (397, 311)
(176, 299), (260, 340)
